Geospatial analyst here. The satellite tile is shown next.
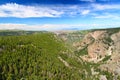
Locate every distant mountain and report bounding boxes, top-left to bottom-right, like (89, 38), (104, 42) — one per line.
(0, 30), (48, 36)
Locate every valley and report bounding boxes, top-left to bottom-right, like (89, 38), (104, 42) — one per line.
(0, 28), (120, 80)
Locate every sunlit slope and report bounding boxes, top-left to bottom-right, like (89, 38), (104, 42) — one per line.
(0, 33), (71, 80)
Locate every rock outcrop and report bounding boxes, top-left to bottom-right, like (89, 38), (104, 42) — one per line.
(99, 31), (120, 76)
(74, 30), (114, 62)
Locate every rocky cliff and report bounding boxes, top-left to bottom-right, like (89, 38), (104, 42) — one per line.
(72, 28), (120, 77)
(99, 30), (120, 76)
(54, 28), (120, 79)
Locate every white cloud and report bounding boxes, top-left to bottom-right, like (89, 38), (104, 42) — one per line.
(0, 3), (86, 18)
(0, 3), (120, 18)
(89, 4), (120, 19)
(80, 0), (95, 2)
(0, 23), (119, 31)
(0, 24), (79, 31)
(0, 3), (93, 18)
(92, 4), (120, 10)
(81, 10), (90, 15)
(0, 3), (63, 18)
(0, 23), (26, 30)
(94, 12), (120, 19)
(99, 0), (110, 1)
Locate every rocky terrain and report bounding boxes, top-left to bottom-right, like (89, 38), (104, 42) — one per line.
(76, 30), (112, 62)
(1, 28), (120, 80)
(56, 28), (120, 79)
(99, 31), (120, 77)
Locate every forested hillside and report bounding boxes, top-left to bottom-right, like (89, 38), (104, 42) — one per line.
(0, 30), (47, 36)
(0, 32), (97, 80)
(0, 33), (70, 80)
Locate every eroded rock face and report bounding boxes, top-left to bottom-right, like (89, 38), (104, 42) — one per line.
(99, 31), (120, 76)
(75, 30), (112, 62)
(87, 41), (108, 59)
(79, 30), (120, 76)
(90, 30), (107, 40)
(87, 30), (110, 59)
(73, 33), (94, 50)
(111, 31), (120, 54)
(57, 29), (120, 77)
(99, 75), (107, 80)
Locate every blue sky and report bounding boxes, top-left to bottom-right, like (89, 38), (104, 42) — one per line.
(0, 0), (120, 30)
